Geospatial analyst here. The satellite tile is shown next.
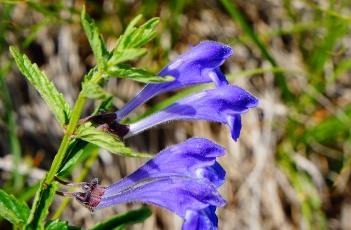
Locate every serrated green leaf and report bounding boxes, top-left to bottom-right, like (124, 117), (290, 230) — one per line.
(116, 16), (159, 50)
(82, 81), (112, 100)
(108, 64), (174, 83)
(9, 46), (71, 126)
(81, 7), (108, 70)
(90, 207), (152, 230)
(25, 181), (58, 230)
(124, 15), (143, 35)
(0, 189), (30, 227)
(108, 48), (147, 66)
(45, 219), (80, 230)
(76, 124), (151, 158)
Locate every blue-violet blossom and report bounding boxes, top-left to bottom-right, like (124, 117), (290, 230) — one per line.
(125, 85), (258, 141)
(116, 41), (233, 120)
(84, 41), (258, 141)
(66, 138), (226, 230)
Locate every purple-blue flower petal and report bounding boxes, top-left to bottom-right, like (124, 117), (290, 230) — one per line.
(116, 41), (233, 120)
(196, 162), (226, 188)
(104, 138), (225, 196)
(126, 85), (258, 141)
(94, 138), (226, 223)
(183, 206), (219, 230)
(96, 177), (225, 218)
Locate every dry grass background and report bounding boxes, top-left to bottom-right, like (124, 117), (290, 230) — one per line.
(1, 0), (351, 229)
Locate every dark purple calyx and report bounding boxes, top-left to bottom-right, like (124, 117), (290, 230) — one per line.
(81, 112), (117, 125)
(75, 178), (106, 209)
(99, 121), (129, 138)
(56, 178), (106, 210)
(81, 112), (130, 138)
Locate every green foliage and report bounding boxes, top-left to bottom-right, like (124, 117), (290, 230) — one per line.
(45, 219), (80, 230)
(9, 47), (71, 126)
(105, 15), (167, 83)
(108, 64), (174, 83)
(0, 189), (30, 227)
(89, 207), (152, 230)
(81, 7), (108, 71)
(57, 141), (97, 176)
(82, 81), (112, 100)
(115, 15), (159, 50)
(108, 48), (147, 65)
(25, 181), (58, 230)
(76, 124), (151, 158)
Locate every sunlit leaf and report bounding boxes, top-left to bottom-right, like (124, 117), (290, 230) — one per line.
(57, 141), (97, 176)
(0, 189), (30, 227)
(82, 81), (112, 100)
(108, 64), (174, 83)
(9, 46), (71, 126)
(76, 124), (151, 158)
(81, 7), (108, 70)
(108, 48), (146, 65)
(116, 16), (159, 50)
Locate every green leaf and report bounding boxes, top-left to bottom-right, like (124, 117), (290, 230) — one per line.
(25, 181), (58, 230)
(116, 16), (159, 50)
(108, 48), (147, 66)
(57, 140), (97, 176)
(81, 7), (108, 70)
(108, 64), (174, 83)
(9, 46), (71, 126)
(45, 219), (80, 230)
(76, 124), (151, 158)
(90, 207), (152, 230)
(0, 189), (30, 227)
(82, 81), (112, 100)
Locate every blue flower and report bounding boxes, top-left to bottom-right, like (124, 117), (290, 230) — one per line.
(66, 138), (226, 230)
(126, 85), (258, 141)
(183, 206), (219, 230)
(116, 41), (233, 120)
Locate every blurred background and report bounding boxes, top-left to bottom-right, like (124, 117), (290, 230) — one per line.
(0, 0), (351, 229)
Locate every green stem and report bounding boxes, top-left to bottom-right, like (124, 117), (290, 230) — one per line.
(45, 70), (103, 184)
(27, 70), (104, 228)
(45, 92), (86, 184)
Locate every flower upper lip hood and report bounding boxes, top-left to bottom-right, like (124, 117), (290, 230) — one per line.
(165, 41), (233, 71)
(116, 41), (233, 120)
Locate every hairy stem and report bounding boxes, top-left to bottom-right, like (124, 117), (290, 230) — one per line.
(45, 93), (87, 183)
(28, 70), (103, 226)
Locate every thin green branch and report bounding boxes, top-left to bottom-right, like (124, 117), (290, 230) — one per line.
(27, 70), (104, 228)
